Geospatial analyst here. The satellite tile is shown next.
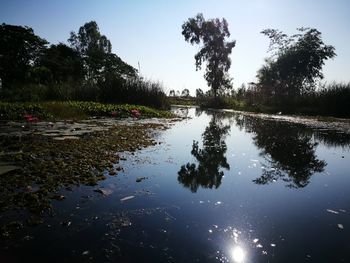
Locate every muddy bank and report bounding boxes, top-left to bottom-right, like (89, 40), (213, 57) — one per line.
(0, 118), (176, 235)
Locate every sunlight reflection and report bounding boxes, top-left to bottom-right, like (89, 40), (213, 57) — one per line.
(231, 246), (245, 263)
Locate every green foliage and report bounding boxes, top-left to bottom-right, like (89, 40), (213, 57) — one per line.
(40, 43), (84, 83)
(257, 28), (336, 104)
(0, 102), (53, 120)
(0, 23), (48, 89)
(0, 101), (173, 121)
(196, 88), (204, 98)
(181, 88), (190, 97)
(68, 21), (137, 80)
(1, 83), (49, 102)
(182, 13), (236, 97)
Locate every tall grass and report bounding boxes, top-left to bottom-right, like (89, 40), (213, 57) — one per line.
(297, 82), (350, 117)
(0, 76), (170, 110)
(99, 77), (169, 109)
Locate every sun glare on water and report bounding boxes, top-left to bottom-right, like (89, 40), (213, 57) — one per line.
(231, 246), (245, 263)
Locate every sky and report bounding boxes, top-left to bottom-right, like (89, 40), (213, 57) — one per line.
(1, 0), (349, 95)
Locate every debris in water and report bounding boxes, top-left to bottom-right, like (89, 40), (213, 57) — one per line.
(120, 195), (135, 202)
(94, 188), (113, 196)
(326, 209), (339, 214)
(61, 220), (71, 227)
(271, 243), (276, 247)
(82, 251), (89, 256)
(337, 224), (344, 229)
(51, 195), (65, 201)
(253, 238), (259, 243)
(136, 176), (147, 183)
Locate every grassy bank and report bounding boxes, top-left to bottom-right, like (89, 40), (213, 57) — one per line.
(0, 101), (174, 121)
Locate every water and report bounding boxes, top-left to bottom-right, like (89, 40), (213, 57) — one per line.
(1, 107), (350, 262)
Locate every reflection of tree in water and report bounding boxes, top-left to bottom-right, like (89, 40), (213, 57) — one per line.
(236, 116), (326, 188)
(178, 115), (230, 192)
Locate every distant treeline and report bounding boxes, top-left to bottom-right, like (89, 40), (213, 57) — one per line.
(0, 22), (168, 109)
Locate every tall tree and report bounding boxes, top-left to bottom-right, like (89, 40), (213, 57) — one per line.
(0, 23), (48, 89)
(181, 88), (190, 97)
(182, 13), (236, 97)
(196, 88), (204, 97)
(68, 21), (136, 81)
(257, 28), (336, 103)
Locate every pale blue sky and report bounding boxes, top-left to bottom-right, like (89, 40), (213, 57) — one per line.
(1, 0), (349, 95)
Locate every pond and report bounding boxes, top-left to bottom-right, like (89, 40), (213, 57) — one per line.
(1, 106), (350, 262)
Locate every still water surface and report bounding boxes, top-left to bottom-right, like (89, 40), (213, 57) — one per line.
(2, 107), (350, 262)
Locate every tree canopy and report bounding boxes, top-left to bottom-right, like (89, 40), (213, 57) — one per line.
(68, 21), (137, 80)
(182, 13), (236, 97)
(0, 23), (48, 89)
(257, 27), (336, 104)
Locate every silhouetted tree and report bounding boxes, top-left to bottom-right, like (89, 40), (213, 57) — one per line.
(169, 89), (175, 97)
(68, 21), (136, 82)
(196, 88), (204, 97)
(178, 114), (230, 192)
(0, 23), (48, 89)
(40, 43), (84, 83)
(257, 28), (336, 104)
(182, 13), (236, 97)
(181, 88), (190, 97)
